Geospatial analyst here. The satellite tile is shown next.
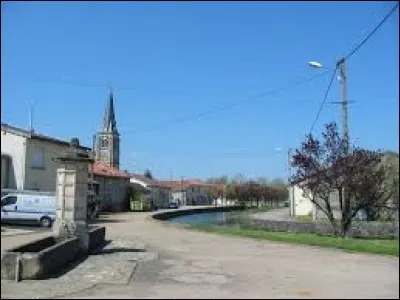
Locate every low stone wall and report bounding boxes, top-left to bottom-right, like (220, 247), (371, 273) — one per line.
(229, 217), (399, 239)
(151, 205), (244, 221)
(89, 226), (106, 252)
(1, 226), (107, 280)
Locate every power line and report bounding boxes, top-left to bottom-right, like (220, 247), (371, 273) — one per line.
(308, 68), (338, 134)
(345, 3), (399, 60)
(308, 3), (398, 135)
(122, 70), (332, 135)
(7, 75), (190, 94)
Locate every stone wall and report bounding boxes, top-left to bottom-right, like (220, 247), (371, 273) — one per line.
(151, 206), (244, 220)
(95, 175), (130, 212)
(89, 226), (106, 252)
(229, 217), (399, 239)
(1, 226), (107, 280)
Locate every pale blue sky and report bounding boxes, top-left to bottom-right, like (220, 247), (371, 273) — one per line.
(1, 1), (399, 180)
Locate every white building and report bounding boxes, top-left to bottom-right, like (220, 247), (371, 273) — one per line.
(129, 174), (172, 209)
(1, 123), (90, 192)
(160, 180), (213, 206)
(289, 183), (342, 220)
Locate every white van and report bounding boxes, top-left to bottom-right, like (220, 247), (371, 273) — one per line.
(1, 193), (56, 227)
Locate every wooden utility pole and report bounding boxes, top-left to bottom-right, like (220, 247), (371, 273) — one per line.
(337, 58), (349, 153)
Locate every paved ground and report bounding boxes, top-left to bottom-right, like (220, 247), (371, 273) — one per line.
(1, 211), (399, 299)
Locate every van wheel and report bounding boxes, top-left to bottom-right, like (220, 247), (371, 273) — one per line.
(40, 217), (52, 228)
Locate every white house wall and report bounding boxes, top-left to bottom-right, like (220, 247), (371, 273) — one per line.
(290, 184), (344, 220)
(172, 191), (186, 205)
(186, 185), (211, 205)
(291, 185), (314, 216)
(24, 138), (70, 192)
(1, 130), (27, 190)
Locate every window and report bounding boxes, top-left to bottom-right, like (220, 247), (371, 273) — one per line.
(1, 196), (17, 206)
(31, 147), (45, 169)
(100, 137), (109, 148)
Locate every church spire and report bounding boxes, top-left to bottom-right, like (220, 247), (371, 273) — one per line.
(102, 88), (118, 133)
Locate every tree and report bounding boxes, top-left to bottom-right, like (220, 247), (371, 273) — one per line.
(144, 169), (154, 180)
(291, 122), (390, 237)
(226, 183), (237, 200)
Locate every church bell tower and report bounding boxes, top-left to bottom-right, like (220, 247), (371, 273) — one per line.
(95, 89), (120, 169)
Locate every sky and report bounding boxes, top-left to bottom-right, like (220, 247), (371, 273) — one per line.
(1, 1), (399, 181)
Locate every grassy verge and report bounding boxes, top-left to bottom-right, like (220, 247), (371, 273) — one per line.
(186, 224), (399, 256)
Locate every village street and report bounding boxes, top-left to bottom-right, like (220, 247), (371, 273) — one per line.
(1, 211), (399, 299)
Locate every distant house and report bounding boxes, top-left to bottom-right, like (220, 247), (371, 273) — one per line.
(90, 161), (133, 211)
(1, 123), (91, 192)
(289, 180), (347, 220)
(160, 179), (213, 206)
(129, 174), (172, 209)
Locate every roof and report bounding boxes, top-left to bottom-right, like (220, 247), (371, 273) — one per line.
(1, 123), (91, 151)
(158, 180), (215, 192)
(90, 161), (131, 179)
(101, 90), (118, 134)
(129, 173), (171, 189)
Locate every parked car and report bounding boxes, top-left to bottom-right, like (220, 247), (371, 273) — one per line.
(168, 201), (179, 209)
(1, 193), (56, 227)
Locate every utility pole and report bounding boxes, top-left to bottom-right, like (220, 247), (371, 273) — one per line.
(336, 58), (349, 153)
(337, 58), (350, 226)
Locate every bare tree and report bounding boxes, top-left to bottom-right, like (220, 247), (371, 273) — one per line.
(291, 122), (390, 236)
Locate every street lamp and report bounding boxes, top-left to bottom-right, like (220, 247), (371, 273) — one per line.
(308, 58), (349, 152)
(308, 61), (337, 72)
(308, 61), (324, 69)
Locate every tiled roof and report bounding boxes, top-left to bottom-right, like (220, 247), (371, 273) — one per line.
(158, 180), (215, 192)
(90, 161), (131, 179)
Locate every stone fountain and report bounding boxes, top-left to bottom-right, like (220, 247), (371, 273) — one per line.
(1, 138), (106, 281)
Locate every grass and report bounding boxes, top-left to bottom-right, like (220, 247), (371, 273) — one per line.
(186, 224), (399, 256)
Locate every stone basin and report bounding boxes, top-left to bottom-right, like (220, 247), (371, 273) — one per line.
(1, 226), (106, 280)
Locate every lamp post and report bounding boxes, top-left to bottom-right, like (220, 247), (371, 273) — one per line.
(309, 59), (350, 220)
(308, 59), (349, 153)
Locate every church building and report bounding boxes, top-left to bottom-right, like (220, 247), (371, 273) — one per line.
(90, 90), (131, 211)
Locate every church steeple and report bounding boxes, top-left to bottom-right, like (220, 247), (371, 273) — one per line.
(102, 89), (118, 133)
(95, 89), (120, 169)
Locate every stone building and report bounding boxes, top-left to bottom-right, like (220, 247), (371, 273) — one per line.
(160, 179), (213, 206)
(1, 123), (90, 192)
(129, 174), (172, 209)
(92, 90), (130, 211)
(90, 161), (131, 211)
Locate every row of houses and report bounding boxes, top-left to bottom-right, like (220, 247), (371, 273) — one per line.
(1, 122), (223, 211)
